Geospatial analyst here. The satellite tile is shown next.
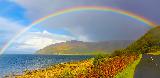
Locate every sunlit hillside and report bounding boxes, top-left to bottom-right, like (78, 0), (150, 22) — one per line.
(37, 40), (132, 55)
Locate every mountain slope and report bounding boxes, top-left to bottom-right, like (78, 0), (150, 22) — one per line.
(126, 26), (160, 53)
(36, 40), (133, 55)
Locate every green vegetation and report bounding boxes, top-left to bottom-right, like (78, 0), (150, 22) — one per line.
(147, 51), (160, 55)
(126, 26), (160, 54)
(115, 54), (142, 78)
(93, 54), (110, 68)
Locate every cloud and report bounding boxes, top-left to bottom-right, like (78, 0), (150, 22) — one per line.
(0, 17), (24, 33)
(9, 30), (75, 53)
(11, 0), (160, 24)
(36, 11), (151, 41)
(11, 0), (115, 20)
(0, 17), (24, 48)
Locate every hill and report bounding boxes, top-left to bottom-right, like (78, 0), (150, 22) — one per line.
(36, 40), (133, 55)
(10, 26), (160, 78)
(126, 26), (160, 54)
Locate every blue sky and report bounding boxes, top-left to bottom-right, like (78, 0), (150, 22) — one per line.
(0, 0), (159, 54)
(0, 0), (30, 24)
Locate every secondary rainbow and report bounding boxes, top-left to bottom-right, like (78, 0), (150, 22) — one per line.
(0, 6), (157, 54)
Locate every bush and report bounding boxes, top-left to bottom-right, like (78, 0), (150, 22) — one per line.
(112, 49), (128, 56)
(93, 54), (110, 67)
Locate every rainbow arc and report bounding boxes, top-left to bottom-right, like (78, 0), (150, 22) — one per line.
(0, 6), (157, 54)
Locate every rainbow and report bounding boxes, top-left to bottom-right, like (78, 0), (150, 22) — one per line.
(0, 6), (157, 54)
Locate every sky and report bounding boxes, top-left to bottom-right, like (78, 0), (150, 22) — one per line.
(0, 0), (159, 54)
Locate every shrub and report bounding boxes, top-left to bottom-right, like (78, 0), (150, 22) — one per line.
(93, 54), (110, 67)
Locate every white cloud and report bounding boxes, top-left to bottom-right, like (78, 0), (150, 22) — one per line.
(0, 17), (25, 47)
(0, 17), (24, 33)
(13, 30), (76, 51)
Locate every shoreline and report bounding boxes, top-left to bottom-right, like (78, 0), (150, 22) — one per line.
(11, 53), (139, 78)
(1, 55), (94, 78)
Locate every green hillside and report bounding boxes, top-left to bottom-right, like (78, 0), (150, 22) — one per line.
(125, 26), (160, 54)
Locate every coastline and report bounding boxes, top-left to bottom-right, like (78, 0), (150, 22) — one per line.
(11, 53), (139, 78)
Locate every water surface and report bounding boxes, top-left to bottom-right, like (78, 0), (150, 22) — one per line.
(0, 54), (93, 77)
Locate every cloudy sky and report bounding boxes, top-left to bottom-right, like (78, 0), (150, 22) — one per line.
(0, 0), (159, 54)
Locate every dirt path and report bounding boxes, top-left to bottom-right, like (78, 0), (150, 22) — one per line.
(134, 54), (160, 78)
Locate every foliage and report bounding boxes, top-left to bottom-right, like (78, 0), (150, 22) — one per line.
(93, 54), (110, 68)
(15, 58), (94, 78)
(112, 49), (127, 56)
(94, 54), (110, 61)
(115, 54), (142, 78)
(14, 54), (139, 78)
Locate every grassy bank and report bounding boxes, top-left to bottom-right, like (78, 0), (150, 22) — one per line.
(147, 51), (160, 55)
(115, 54), (142, 78)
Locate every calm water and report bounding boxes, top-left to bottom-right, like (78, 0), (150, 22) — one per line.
(0, 54), (93, 77)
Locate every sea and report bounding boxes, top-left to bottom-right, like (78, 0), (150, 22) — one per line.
(0, 54), (94, 77)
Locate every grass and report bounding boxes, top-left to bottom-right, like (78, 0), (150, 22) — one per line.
(115, 54), (142, 78)
(147, 51), (160, 55)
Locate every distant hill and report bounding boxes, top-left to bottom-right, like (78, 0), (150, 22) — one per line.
(126, 26), (160, 53)
(36, 40), (133, 55)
